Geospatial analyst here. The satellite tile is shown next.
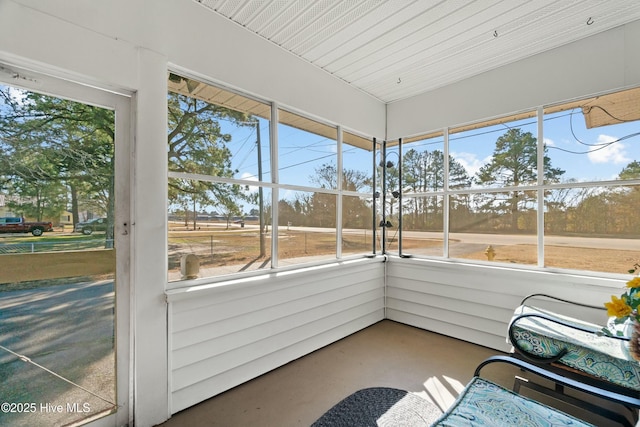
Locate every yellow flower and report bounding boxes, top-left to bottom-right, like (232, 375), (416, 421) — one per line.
(605, 295), (633, 318)
(627, 277), (640, 289)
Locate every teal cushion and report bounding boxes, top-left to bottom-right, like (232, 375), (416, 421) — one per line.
(431, 377), (594, 426)
(510, 305), (640, 391)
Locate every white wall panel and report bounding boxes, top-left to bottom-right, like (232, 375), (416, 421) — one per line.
(171, 310), (380, 414)
(167, 258), (385, 414)
(389, 311), (508, 352)
(385, 257), (626, 353)
(0, 0), (139, 92)
(172, 284), (381, 357)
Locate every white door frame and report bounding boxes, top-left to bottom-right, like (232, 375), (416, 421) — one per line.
(0, 61), (132, 427)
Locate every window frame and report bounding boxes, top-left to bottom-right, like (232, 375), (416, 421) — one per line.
(398, 87), (640, 275)
(166, 71), (376, 288)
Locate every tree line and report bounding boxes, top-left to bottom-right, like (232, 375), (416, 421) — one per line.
(282, 128), (639, 237)
(395, 129), (640, 236)
(0, 86), (115, 241)
(2, 83), (638, 239)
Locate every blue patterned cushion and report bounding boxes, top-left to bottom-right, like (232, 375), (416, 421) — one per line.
(431, 377), (594, 426)
(510, 305), (640, 391)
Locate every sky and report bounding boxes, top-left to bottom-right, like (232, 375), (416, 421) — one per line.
(222, 108), (640, 194)
(444, 111), (640, 184)
(543, 110), (640, 182)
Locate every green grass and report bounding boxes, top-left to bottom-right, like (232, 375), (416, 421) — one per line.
(0, 233), (112, 254)
(0, 232), (105, 244)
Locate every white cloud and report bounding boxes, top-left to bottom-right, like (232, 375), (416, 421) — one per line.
(240, 172), (259, 192)
(587, 134), (629, 164)
(451, 151), (489, 176)
(543, 137), (555, 147)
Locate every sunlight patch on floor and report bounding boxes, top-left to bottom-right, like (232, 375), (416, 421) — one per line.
(418, 375), (466, 411)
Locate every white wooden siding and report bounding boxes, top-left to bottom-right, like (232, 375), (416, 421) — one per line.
(386, 257), (626, 353)
(166, 255), (627, 415)
(167, 258), (385, 413)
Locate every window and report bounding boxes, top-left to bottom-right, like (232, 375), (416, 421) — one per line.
(400, 133), (446, 257)
(277, 190), (337, 267)
(397, 86), (640, 274)
(276, 109), (339, 267)
(167, 74), (375, 281)
(448, 115), (539, 264)
(168, 74), (273, 281)
(542, 88), (640, 273)
(342, 131), (374, 256)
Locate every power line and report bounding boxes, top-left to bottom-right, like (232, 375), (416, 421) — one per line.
(547, 131), (640, 155)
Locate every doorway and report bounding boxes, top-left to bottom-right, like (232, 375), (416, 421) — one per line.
(0, 63), (131, 427)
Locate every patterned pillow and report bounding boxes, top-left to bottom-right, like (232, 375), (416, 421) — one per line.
(510, 305), (640, 391)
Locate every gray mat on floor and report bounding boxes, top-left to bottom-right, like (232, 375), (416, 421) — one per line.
(311, 387), (442, 426)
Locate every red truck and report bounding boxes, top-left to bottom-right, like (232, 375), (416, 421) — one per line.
(0, 217), (54, 236)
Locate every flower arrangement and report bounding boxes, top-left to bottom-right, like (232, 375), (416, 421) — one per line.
(603, 263), (640, 336)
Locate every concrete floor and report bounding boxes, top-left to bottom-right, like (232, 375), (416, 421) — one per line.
(157, 320), (635, 427)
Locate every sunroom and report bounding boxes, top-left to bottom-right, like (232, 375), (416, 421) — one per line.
(1, 1), (640, 426)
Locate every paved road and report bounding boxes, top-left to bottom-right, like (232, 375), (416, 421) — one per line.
(0, 280), (115, 427)
(171, 223), (639, 250)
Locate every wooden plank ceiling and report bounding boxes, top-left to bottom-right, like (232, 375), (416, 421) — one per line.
(172, 1), (640, 148)
(195, 0), (640, 103)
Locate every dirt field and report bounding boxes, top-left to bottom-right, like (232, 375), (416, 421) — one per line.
(168, 228), (638, 276)
(461, 243), (638, 274)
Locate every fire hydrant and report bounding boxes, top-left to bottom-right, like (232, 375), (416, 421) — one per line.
(485, 245), (496, 261)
